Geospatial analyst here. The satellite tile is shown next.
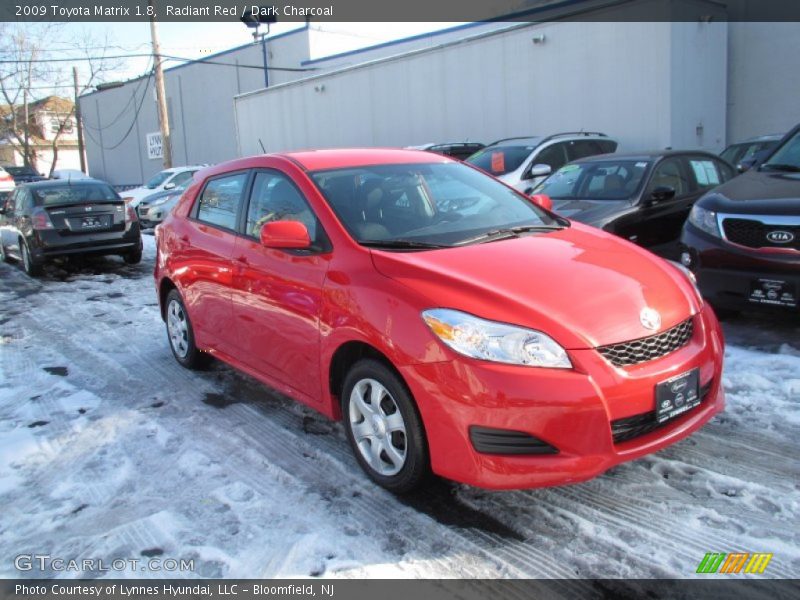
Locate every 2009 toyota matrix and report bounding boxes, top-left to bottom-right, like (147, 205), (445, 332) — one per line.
(154, 149), (725, 492)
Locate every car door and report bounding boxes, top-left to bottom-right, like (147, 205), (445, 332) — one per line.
(2, 189), (26, 258)
(520, 142), (569, 193)
(636, 157), (696, 246)
(230, 169), (332, 403)
(0, 190), (16, 255)
(179, 171), (249, 353)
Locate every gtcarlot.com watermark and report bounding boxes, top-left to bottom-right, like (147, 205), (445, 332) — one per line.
(15, 554), (195, 573)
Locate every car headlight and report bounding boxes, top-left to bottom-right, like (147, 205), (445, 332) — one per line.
(422, 308), (572, 368)
(688, 204), (720, 237)
(667, 260), (703, 305)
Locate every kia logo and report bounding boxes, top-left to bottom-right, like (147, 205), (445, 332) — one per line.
(766, 230), (794, 244)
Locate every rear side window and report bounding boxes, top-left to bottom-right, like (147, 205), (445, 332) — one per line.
(688, 159), (725, 191)
(195, 173), (248, 230)
(566, 139), (616, 161)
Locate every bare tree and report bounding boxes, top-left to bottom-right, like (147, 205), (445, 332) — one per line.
(0, 24), (121, 175)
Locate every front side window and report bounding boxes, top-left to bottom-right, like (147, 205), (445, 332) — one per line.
(195, 173), (247, 230)
(310, 162), (563, 248)
(168, 170), (196, 188)
(649, 158), (689, 197)
(245, 171), (320, 243)
(534, 160), (650, 200)
(688, 159), (722, 191)
(533, 143), (569, 172)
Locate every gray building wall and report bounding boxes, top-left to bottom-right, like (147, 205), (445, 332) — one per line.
(80, 27), (312, 185)
(726, 22), (800, 142)
(234, 21), (728, 156)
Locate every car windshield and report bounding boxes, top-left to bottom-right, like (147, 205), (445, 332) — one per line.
(466, 145), (536, 176)
(145, 171), (172, 189)
(760, 131), (800, 172)
(720, 141), (777, 166)
(32, 183), (120, 206)
(534, 160), (650, 200)
(310, 162), (563, 248)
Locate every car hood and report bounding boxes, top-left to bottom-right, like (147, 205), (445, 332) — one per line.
(370, 222), (700, 349)
(699, 169), (800, 214)
(550, 198), (633, 227)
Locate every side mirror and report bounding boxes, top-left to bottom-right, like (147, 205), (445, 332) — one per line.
(530, 193), (553, 211)
(529, 163), (552, 178)
(260, 220), (311, 249)
(163, 182), (176, 190)
(649, 185), (676, 204)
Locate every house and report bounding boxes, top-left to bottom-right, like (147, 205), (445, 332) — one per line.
(0, 96), (83, 176)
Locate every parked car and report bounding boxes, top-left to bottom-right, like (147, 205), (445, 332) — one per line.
(720, 134), (783, 172)
(3, 165), (46, 184)
(155, 148), (724, 492)
(406, 142), (485, 161)
(0, 166), (17, 201)
(123, 165), (205, 209)
(465, 132), (618, 195)
(680, 124), (800, 313)
(0, 179), (142, 276)
(137, 179), (192, 227)
(533, 150), (736, 247)
(50, 169), (92, 181)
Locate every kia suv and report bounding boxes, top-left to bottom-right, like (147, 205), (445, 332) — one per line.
(680, 124), (800, 312)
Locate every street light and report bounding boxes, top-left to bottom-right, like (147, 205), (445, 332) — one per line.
(241, 7), (278, 89)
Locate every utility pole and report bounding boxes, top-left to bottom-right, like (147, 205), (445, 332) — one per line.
(148, 0), (172, 168)
(72, 66), (87, 173)
(22, 88), (30, 167)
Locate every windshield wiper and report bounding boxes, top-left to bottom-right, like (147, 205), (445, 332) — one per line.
(760, 163), (800, 173)
(455, 224), (564, 246)
(360, 239), (450, 250)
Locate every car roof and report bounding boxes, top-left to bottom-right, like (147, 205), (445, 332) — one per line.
(281, 148), (451, 171)
(23, 178), (106, 188)
(574, 149), (723, 163)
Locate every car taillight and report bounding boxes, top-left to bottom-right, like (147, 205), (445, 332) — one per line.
(0, 172), (12, 182)
(126, 204), (137, 222)
(31, 207), (54, 230)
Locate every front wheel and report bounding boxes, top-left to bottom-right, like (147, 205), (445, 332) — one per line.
(165, 289), (210, 370)
(342, 359), (429, 493)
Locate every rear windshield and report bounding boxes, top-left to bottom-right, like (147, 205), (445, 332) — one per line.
(5, 166), (38, 176)
(466, 145), (535, 176)
(32, 184), (120, 206)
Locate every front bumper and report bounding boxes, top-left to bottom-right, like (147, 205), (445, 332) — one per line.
(681, 223), (800, 311)
(400, 303), (725, 490)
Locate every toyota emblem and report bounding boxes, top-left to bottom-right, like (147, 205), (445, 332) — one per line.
(640, 307), (662, 331)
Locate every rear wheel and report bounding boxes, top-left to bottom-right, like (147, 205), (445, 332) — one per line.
(123, 240), (143, 264)
(165, 289), (210, 369)
(342, 359), (429, 493)
(21, 239), (42, 277)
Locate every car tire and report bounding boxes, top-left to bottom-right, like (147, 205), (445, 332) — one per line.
(123, 240), (143, 265)
(20, 239), (42, 277)
(342, 359), (430, 493)
(165, 289), (210, 370)
(0, 240), (6, 262)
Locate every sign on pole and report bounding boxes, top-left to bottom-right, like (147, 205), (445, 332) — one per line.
(146, 132), (163, 160)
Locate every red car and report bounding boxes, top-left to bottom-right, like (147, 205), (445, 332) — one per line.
(154, 149), (725, 492)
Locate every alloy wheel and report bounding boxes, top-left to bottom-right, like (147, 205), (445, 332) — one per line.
(167, 299), (190, 358)
(348, 378), (408, 476)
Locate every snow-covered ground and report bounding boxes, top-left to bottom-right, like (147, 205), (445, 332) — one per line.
(1, 234), (798, 579)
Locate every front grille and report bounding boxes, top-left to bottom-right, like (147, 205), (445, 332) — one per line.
(469, 426), (559, 455)
(722, 218), (800, 250)
(611, 379), (714, 444)
(597, 318), (694, 367)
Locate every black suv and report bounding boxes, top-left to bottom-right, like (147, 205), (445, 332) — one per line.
(680, 124), (800, 312)
(0, 179), (142, 276)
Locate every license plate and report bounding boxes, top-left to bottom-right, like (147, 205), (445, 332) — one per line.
(749, 278), (797, 308)
(655, 368), (700, 424)
(81, 216), (105, 228)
